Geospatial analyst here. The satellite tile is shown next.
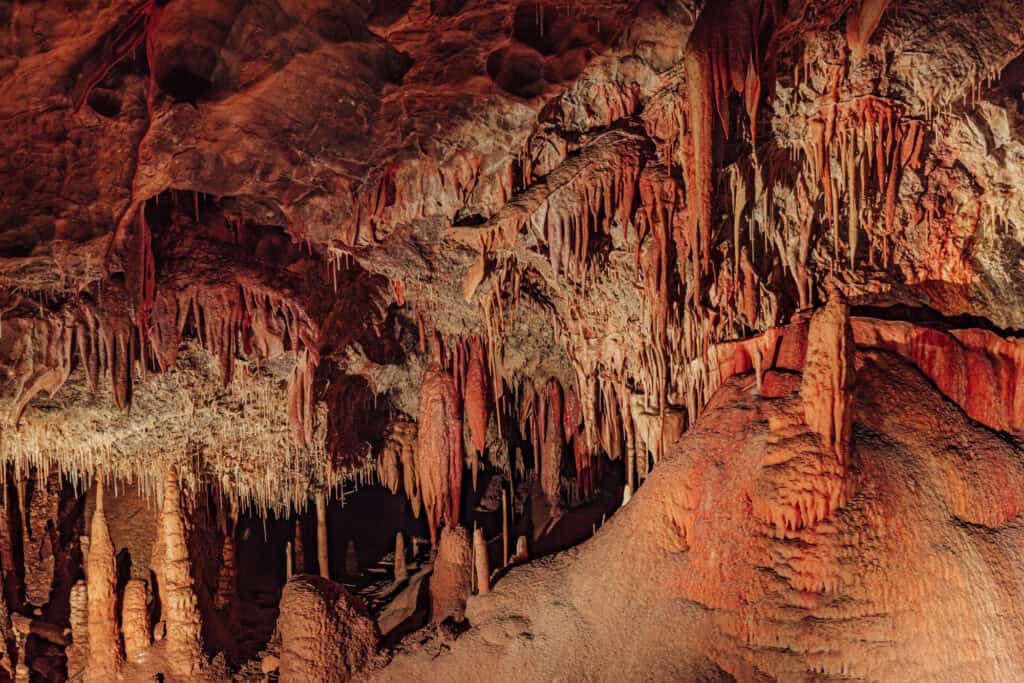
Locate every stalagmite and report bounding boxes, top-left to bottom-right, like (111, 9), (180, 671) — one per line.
(346, 540), (359, 578)
(24, 467), (59, 607)
(394, 532), (407, 583)
(149, 493), (168, 643)
(85, 477), (122, 682)
(294, 518), (305, 574)
(316, 491), (330, 579)
(801, 293), (856, 462)
(215, 533), (238, 619)
(286, 541), (294, 579)
(541, 379), (565, 504)
(121, 578), (151, 661)
(430, 526), (472, 623)
(473, 527), (490, 595)
(66, 580), (88, 680)
(0, 489), (17, 610)
(513, 536), (528, 563)
(160, 468), (206, 677)
(502, 487), (509, 567)
(276, 575), (379, 682)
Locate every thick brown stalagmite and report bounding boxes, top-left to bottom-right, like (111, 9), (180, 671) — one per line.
(85, 477), (122, 682)
(514, 536), (528, 563)
(473, 527), (490, 595)
(316, 491), (330, 579)
(802, 293), (856, 462)
(160, 469), (206, 677)
(121, 578), (151, 661)
(394, 532), (407, 583)
(276, 575), (379, 682)
(416, 345), (464, 546)
(501, 487), (509, 567)
(541, 379), (565, 504)
(214, 533), (238, 630)
(66, 579), (88, 679)
(294, 518), (305, 574)
(149, 493), (168, 643)
(0, 587), (13, 677)
(0, 488), (18, 610)
(430, 526), (472, 623)
(24, 467), (59, 607)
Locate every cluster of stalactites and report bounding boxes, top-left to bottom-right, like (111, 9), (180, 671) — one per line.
(4, 276), (322, 450)
(804, 93), (924, 270)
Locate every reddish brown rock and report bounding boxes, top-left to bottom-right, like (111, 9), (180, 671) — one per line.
(430, 526), (472, 624)
(276, 575), (379, 682)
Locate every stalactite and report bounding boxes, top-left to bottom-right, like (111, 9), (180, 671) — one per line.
(464, 336), (490, 457)
(160, 468), (206, 677)
(376, 439), (401, 495)
(287, 348), (318, 448)
(846, 0), (894, 60)
(685, 45), (714, 282)
(121, 579), (151, 661)
(416, 347), (464, 546)
(85, 477), (122, 682)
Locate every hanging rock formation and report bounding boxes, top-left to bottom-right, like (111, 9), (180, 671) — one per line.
(416, 346), (464, 546)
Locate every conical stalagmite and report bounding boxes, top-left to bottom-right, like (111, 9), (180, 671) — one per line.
(160, 468), (206, 677)
(514, 536), (528, 563)
(316, 491), (330, 579)
(394, 532), (407, 583)
(430, 526), (472, 623)
(24, 467), (59, 607)
(802, 293), (856, 462)
(85, 477), (122, 682)
(121, 578), (151, 660)
(66, 579), (88, 679)
(294, 518), (305, 574)
(473, 527), (490, 594)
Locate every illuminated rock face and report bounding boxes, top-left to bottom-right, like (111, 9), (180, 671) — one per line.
(376, 352), (1024, 681)
(3, 0), (1024, 679)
